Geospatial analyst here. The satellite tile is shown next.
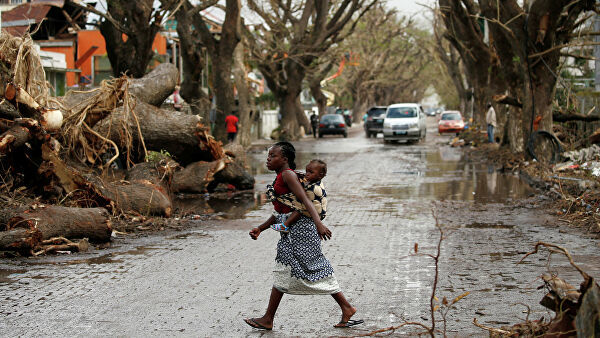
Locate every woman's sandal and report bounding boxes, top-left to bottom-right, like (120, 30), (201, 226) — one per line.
(244, 318), (272, 330)
(334, 319), (364, 328)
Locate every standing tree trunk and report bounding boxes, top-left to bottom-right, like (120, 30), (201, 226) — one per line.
(188, 0), (241, 142)
(99, 0), (162, 78)
(246, 0), (377, 140)
(175, 1), (210, 120)
(232, 39), (254, 146)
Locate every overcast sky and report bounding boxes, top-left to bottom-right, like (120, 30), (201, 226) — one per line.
(386, 0), (435, 18)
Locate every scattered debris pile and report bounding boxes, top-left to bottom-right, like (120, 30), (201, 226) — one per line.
(0, 32), (254, 256)
(475, 242), (600, 336)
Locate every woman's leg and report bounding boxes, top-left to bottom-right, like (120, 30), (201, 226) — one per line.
(247, 287), (284, 328)
(332, 291), (357, 323)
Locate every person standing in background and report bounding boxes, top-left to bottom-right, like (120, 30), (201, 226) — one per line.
(310, 112), (319, 138)
(486, 103), (496, 143)
(225, 111), (239, 143)
(173, 86), (183, 111)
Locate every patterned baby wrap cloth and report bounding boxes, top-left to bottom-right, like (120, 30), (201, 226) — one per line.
(266, 174), (327, 220)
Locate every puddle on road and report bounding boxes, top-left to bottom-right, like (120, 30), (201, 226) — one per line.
(167, 232), (210, 240)
(173, 191), (266, 220)
(0, 269), (25, 284)
(465, 222), (515, 229)
(369, 146), (535, 203)
(170, 143), (536, 221)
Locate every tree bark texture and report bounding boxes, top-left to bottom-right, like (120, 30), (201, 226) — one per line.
(7, 205), (112, 243)
(126, 160), (177, 193)
(0, 228), (42, 253)
(99, 0), (161, 78)
(128, 62), (179, 106)
(95, 98), (221, 166)
(185, 0), (241, 142)
(171, 159), (227, 193)
(93, 178), (172, 217)
(175, 1), (209, 119)
(477, 0), (596, 154)
(232, 40), (253, 147)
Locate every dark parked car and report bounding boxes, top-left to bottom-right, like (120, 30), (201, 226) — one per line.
(319, 114), (347, 138)
(364, 106), (387, 138)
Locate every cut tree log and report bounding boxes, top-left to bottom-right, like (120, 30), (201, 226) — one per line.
(93, 178), (173, 217)
(126, 160), (179, 192)
(219, 143), (255, 190)
(95, 98), (224, 166)
(60, 77), (128, 129)
(128, 63), (179, 107)
(7, 205), (112, 242)
(213, 161), (255, 191)
(0, 228), (42, 253)
(171, 158), (228, 193)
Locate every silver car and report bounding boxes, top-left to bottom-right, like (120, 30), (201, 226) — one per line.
(383, 103), (427, 143)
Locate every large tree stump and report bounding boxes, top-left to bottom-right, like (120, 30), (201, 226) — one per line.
(171, 159), (227, 193)
(213, 161), (255, 191)
(94, 179), (172, 217)
(0, 228), (42, 253)
(95, 98), (222, 165)
(7, 205), (112, 243)
(126, 160), (178, 193)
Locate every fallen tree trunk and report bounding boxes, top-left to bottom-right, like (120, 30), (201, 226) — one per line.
(7, 205), (112, 243)
(93, 179), (173, 217)
(128, 63), (179, 107)
(553, 112), (600, 123)
(126, 160), (178, 192)
(213, 161), (255, 191)
(171, 159), (227, 193)
(95, 98), (223, 166)
(0, 228), (42, 253)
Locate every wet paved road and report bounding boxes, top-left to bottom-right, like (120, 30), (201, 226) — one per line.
(1, 118), (599, 336)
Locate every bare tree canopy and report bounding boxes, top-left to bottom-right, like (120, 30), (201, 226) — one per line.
(245, 0), (378, 139)
(438, 0), (597, 153)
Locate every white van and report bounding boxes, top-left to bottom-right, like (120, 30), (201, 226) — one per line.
(383, 103), (427, 143)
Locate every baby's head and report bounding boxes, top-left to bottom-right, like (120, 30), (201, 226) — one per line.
(305, 159), (327, 183)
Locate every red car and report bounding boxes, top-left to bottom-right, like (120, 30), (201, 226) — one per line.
(438, 111), (465, 134)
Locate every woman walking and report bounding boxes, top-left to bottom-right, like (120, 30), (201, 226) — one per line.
(245, 141), (362, 330)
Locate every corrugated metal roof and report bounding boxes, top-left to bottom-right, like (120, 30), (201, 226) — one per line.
(1, 3), (55, 36)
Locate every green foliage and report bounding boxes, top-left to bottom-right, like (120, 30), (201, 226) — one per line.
(255, 92), (277, 109)
(512, 55), (521, 63)
(145, 149), (171, 163)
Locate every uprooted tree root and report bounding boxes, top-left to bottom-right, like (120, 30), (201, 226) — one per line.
(473, 242), (599, 336)
(61, 76), (146, 169)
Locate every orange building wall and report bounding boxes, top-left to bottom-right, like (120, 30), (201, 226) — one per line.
(41, 45), (77, 86)
(77, 30), (167, 85)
